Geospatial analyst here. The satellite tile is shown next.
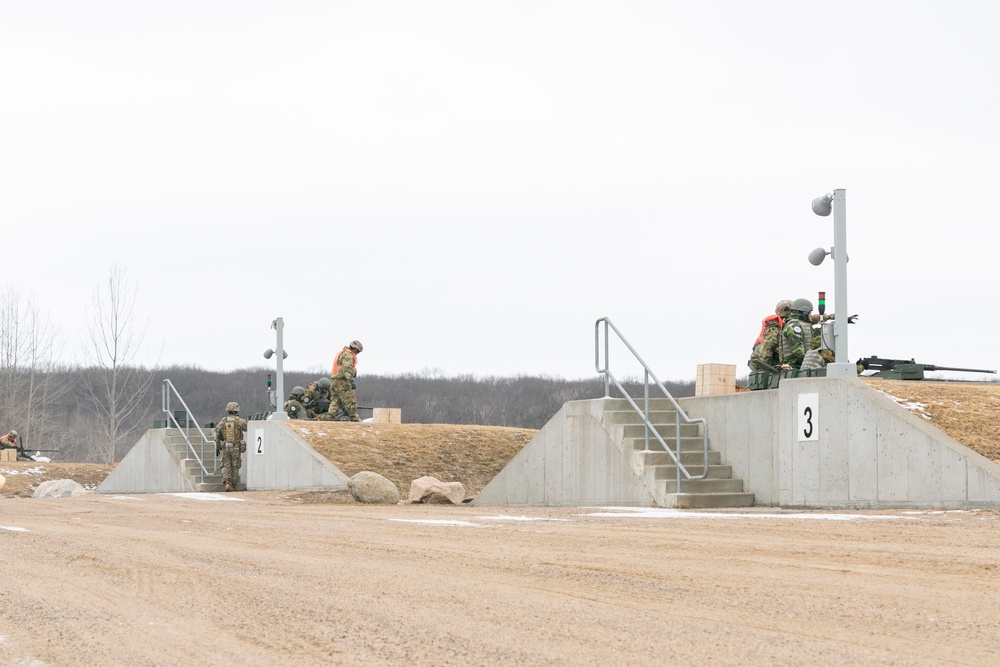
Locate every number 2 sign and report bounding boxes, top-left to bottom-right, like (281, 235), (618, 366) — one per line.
(797, 393), (819, 442)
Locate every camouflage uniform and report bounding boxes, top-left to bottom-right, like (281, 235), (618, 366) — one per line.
(749, 300), (791, 371)
(214, 408), (247, 491)
(749, 320), (782, 371)
(301, 381), (331, 418)
(0, 433), (16, 449)
(779, 313), (813, 370)
(330, 345), (360, 422)
(284, 397), (307, 419)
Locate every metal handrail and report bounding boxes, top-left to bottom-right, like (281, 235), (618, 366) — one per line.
(595, 317), (708, 486)
(161, 379), (215, 483)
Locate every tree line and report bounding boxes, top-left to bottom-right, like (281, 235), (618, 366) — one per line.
(2, 268), (699, 463)
(2, 364), (696, 463)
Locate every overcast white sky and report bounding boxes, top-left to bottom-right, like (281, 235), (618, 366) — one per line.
(3, 1), (998, 382)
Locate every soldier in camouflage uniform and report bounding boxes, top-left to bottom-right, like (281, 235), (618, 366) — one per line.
(214, 402), (247, 492)
(0, 430), (17, 450)
(301, 377), (332, 418)
(328, 340), (363, 422)
(749, 300), (792, 371)
(284, 386), (308, 419)
(779, 298), (814, 370)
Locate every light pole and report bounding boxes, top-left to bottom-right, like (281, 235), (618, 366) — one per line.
(264, 317), (289, 419)
(809, 189), (855, 378)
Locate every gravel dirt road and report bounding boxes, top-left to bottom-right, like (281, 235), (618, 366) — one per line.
(2, 493), (998, 666)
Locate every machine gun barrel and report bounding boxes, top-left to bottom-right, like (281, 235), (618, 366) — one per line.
(921, 364), (997, 375)
(858, 355), (996, 379)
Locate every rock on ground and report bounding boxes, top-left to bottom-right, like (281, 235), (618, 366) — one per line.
(33, 479), (86, 498)
(348, 471), (400, 504)
(408, 476), (466, 505)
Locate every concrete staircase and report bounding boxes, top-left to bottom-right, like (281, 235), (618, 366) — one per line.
(163, 428), (229, 492)
(601, 399), (754, 509)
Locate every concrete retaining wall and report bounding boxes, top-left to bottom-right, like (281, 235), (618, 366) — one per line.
(679, 376), (1000, 508)
(97, 420), (349, 494)
(472, 400), (654, 507)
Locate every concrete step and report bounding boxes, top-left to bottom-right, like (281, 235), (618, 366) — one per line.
(600, 398), (684, 412)
(653, 464), (732, 480)
(620, 423), (702, 440)
(603, 409), (686, 424)
(196, 481), (245, 493)
(665, 492), (756, 509)
(628, 436), (708, 452)
(638, 450), (722, 466)
(661, 478), (747, 494)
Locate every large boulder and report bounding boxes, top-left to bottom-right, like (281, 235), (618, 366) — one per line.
(408, 476), (466, 505)
(33, 479), (86, 499)
(348, 471), (400, 504)
(0, 474), (5, 492)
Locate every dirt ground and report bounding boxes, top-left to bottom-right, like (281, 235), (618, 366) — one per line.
(1, 384), (999, 664)
(1, 494), (998, 665)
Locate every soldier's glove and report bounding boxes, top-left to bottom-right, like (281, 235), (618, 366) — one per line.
(809, 314), (821, 324)
(350, 380), (356, 390)
(847, 314), (859, 324)
(239, 440), (247, 454)
(777, 364), (792, 371)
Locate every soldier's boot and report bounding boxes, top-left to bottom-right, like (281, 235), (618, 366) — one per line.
(224, 480), (234, 492)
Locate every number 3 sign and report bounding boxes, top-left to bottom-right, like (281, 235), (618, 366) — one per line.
(797, 393), (819, 442)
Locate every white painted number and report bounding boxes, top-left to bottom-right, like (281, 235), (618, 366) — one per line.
(797, 393), (819, 442)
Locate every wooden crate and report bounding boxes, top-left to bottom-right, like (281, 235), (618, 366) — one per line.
(695, 364), (737, 396)
(372, 408), (402, 424)
(0, 448), (16, 462)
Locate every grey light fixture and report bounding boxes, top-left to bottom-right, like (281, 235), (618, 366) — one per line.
(809, 190), (855, 377)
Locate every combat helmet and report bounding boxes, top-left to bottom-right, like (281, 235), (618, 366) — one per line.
(226, 401), (239, 413)
(317, 377), (332, 390)
(9, 430), (16, 438)
(775, 300), (793, 318)
(791, 298), (813, 315)
(291, 386), (305, 398)
(349, 339), (364, 353)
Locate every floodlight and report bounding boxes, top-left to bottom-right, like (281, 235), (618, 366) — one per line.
(809, 247), (828, 266)
(812, 193), (833, 217)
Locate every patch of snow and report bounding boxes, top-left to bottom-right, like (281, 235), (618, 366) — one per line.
(1, 526), (29, 532)
(477, 515), (574, 522)
(582, 507), (910, 521)
(161, 493), (245, 502)
(390, 519), (481, 526)
(0, 466), (46, 476)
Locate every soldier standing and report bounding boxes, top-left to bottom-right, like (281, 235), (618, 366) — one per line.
(214, 402), (247, 492)
(330, 340), (363, 422)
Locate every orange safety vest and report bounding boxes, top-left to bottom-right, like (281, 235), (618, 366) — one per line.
(331, 348), (358, 376)
(754, 314), (783, 346)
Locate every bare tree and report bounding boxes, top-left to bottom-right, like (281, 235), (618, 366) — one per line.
(0, 289), (68, 447)
(82, 266), (156, 462)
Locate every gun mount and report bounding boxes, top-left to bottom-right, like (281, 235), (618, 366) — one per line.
(858, 356), (998, 381)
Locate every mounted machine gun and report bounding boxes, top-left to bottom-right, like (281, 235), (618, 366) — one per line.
(857, 356), (997, 381)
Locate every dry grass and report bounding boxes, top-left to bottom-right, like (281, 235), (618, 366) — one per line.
(863, 378), (1000, 463)
(288, 421), (536, 499)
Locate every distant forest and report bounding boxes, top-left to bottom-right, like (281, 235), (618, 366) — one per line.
(3, 365), (696, 464)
